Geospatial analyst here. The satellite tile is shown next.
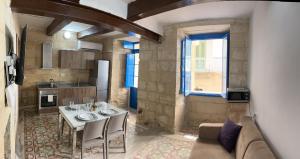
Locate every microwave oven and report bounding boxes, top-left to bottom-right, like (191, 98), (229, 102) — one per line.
(227, 88), (250, 103)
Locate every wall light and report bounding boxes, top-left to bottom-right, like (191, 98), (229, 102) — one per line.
(63, 31), (72, 39)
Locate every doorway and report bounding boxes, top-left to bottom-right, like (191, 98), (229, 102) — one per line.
(124, 42), (140, 110)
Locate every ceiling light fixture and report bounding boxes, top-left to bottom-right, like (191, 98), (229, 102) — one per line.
(63, 31), (72, 39)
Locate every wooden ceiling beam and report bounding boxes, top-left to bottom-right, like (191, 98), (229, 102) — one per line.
(78, 26), (113, 39)
(11, 0), (161, 42)
(60, 0), (80, 3)
(128, 0), (210, 21)
(47, 18), (72, 36)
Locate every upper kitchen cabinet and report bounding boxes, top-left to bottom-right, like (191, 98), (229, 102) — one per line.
(60, 41), (102, 69)
(82, 52), (95, 69)
(59, 50), (96, 69)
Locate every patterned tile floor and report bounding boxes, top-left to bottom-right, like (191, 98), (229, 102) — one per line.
(23, 110), (197, 159)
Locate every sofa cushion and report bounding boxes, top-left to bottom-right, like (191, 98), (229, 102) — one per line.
(189, 139), (235, 159)
(236, 118), (263, 159)
(218, 119), (242, 152)
(244, 141), (276, 159)
(199, 123), (224, 140)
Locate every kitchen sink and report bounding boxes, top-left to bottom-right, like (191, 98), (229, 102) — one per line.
(37, 83), (57, 88)
(38, 82), (95, 89)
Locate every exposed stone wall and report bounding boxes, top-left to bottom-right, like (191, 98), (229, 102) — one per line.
(20, 29), (94, 107)
(108, 40), (129, 108)
(138, 18), (249, 132)
(186, 96), (247, 127)
(137, 29), (178, 131)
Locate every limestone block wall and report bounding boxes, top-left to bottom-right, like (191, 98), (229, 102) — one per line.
(185, 96), (248, 127)
(20, 29), (93, 107)
(138, 18), (249, 132)
(137, 29), (178, 131)
(108, 40), (129, 108)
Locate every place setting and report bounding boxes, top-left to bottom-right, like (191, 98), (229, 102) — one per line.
(96, 102), (119, 116)
(75, 112), (98, 121)
(64, 101), (120, 122)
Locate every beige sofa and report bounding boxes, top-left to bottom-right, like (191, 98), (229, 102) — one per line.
(189, 118), (276, 159)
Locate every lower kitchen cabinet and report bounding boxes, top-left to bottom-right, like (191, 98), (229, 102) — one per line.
(58, 87), (96, 106)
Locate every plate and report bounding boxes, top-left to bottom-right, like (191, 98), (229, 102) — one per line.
(65, 105), (78, 110)
(76, 113), (97, 121)
(99, 109), (118, 116)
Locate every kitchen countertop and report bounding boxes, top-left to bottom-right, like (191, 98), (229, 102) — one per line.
(37, 82), (96, 90)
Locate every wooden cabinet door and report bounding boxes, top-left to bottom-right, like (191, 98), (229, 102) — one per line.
(60, 51), (95, 69)
(73, 52), (83, 69)
(58, 88), (75, 105)
(82, 52), (95, 69)
(60, 51), (81, 69)
(58, 87), (96, 105)
(60, 51), (72, 68)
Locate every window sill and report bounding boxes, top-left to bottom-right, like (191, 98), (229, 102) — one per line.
(188, 92), (222, 97)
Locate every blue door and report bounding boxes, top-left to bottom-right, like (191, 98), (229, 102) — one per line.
(125, 53), (139, 110)
(130, 87), (137, 109)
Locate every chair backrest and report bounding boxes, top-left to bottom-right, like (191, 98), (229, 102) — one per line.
(83, 118), (110, 142)
(107, 112), (128, 133)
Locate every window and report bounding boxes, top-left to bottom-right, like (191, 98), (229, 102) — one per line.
(124, 41), (140, 88)
(181, 32), (229, 97)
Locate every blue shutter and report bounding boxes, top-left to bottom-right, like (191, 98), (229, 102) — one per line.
(184, 37), (192, 96)
(181, 37), (192, 96)
(125, 54), (135, 88)
(180, 39), (185, 93)
(221, 33), (230, 98)
(123, 41), (134, 49)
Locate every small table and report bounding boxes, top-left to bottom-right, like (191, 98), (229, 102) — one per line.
(57, 102), (127, 158)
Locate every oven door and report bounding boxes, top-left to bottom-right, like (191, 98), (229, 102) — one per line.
(40, 95), (58, 107)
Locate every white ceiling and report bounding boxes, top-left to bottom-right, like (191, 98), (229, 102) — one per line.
(15, 13), (94, 33)
(80, 0), (129, 18)
(62, 22), (92, 32)
(122, 0), (136, 3)
(15, 13), (54, 30)
(135, 1), (257, 34)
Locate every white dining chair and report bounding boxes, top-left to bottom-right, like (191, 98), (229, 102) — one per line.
(80, 118), (110, 159)
(105, 112), (128, 158)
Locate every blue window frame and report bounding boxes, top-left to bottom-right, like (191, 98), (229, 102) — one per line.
(124, 41), (139, 88)
(181, 32), (230, 97)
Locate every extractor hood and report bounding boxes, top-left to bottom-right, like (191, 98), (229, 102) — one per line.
(77, 40), (103, 52)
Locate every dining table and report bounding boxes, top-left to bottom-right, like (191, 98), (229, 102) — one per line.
(57, 102), (128, 158)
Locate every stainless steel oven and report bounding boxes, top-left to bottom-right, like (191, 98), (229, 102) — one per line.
(38, 90), (58, 111)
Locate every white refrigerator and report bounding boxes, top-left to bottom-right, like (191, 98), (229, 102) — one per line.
(90, 60), (109, 102)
